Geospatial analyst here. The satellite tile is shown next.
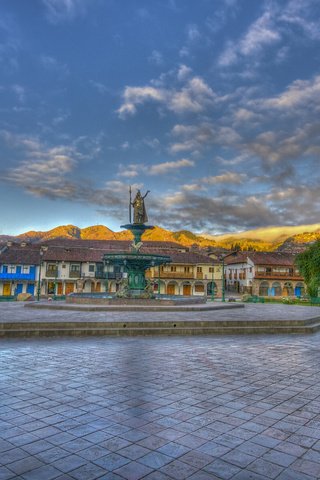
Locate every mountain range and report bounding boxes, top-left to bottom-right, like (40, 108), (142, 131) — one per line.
(1, 223), (320, 252)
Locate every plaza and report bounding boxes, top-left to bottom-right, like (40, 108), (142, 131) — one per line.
(1, 304), (320, 479)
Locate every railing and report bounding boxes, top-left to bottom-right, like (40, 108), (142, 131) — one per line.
(196, 272), (203, 279)
(95, 272), (117, 279)
(255, 272), (302, 279)
(45, 269), (58, 278)
(69, 271), (80, 278)
(159, 272), (194, 279)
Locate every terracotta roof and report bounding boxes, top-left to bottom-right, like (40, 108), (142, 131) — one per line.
(0, 241), (217, 266)
(225, 251), (297, 266)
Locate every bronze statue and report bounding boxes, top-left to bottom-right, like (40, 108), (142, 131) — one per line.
(131, 189), (150, 224)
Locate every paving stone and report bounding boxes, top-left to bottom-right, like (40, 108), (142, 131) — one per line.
(114, 461), (153, 479)
(51, 454), (87, 473)
(21, 464), (62, 480)
(1, 332), (320, 479)
(0, 466), (16, 480)
(138, 451), (172, 469)
(159, 459), (198, 479)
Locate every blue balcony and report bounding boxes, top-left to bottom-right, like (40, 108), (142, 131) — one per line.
(0, 266), (36, 281)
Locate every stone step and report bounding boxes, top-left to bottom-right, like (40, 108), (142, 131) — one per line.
(1, 319), (320, 336)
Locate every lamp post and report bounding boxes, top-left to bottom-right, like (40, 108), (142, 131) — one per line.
(36, 249), (44, 301)
(53, 261), (58, 300)
(105, 260), (109, 293)
(158, 265), (161, 296)
(211, 265), (215, 302)
(222, 255), (225, 302)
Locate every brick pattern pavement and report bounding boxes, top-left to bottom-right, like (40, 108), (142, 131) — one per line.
(1, 334), (320, 479)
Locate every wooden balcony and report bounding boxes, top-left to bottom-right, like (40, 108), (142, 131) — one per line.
(255, 271), (302, 280)
(45, 269), (58, 278)
(69, 271), (80, 278)
(157, 271), (194, 279)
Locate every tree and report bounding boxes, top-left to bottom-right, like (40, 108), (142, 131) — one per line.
(295, 241), (320, 297)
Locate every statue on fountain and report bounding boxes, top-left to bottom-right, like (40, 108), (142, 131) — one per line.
(131, 189), (150, 225)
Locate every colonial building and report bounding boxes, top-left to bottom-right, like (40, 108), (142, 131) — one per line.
(225, 251), (305, 297)
(0, 239), (222, 298)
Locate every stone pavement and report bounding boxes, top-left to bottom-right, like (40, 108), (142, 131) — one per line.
(0, 302), (319, 323)
(1, 334), (320, 479)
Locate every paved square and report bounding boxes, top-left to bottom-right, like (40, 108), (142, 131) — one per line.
(1, 333), (320, 479)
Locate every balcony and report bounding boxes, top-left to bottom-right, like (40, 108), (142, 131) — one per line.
(196, 272), (203, 279)
(69, 271), (81, 278)
(159, 271), (194, 279)
(255, 271), (302, 280)
(95, 272), (117, 279)
(45, 268), (58, 278)
(0, 272), (36, 280)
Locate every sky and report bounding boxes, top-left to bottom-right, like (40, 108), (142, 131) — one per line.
(0, 0), (320, 235)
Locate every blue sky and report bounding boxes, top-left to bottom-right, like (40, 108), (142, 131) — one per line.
(1, 0), (320, 235)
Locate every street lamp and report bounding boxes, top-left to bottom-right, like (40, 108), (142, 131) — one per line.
(211, 264), (215, 302)
(53, 261), (58, 300)
(222, 255), (225, 302)
(36, 249), (44, 301)
(105, 260), (109, 293)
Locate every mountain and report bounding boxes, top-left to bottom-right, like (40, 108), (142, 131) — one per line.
(1, 223), (320, 251)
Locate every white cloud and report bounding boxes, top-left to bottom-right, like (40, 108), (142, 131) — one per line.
(204, 172), (247, 185)
(263, 75), (320, 109)
(42, 0), (89, 23)
(148, 50), (164, 66)
(149, 158), (194, 175)
(218, 9), (280, 66)
(117, 72), (216, 118)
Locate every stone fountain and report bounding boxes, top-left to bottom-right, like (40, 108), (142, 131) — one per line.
(103, 189), (171, 298)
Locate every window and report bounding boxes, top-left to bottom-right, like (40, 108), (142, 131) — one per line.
(170, 266), (176, 272)
(70, 264), (80, 272)
(88, 264), (95, 273)
(197, 267), (202, 273)
(209, 267), (214, 273)
(23, 266), (29, 273)
(195, 284), (204, 292)
(184, 266), (190, 273)
(47, 264), (57, 272)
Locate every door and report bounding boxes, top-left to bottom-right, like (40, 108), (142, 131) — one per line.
(167, 284), (175, 295)
(65, 282), (74, 295)
(95, 282), (101, 292)
(57, 282), (63, 295)
(16, 284), (23, 294)
(16, 266), (21, 274)
(295, 286), (301, 297)
(3, 283), (11, 296)
(27, 284), (34, 295)
(183, 284), (191, 296)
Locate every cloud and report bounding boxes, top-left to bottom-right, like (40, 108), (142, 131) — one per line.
(186, 24), (201, 42)
(117, 75), (215, 118)
(149, 158), (194, 175)
(117, 158), (194, 177)
(263, 75), (320, 109)
(170, 123), (240, 154)
(40, 55), (69, 76)
(42, 0), (90, 24)
(218, 9), (281, 66)
(148, 50), (164, 66)
(204, 172), (247, 185)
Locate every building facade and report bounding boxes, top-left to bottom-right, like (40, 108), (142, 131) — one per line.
(225, 251), (305, 297)
(0, 239), (223, 298)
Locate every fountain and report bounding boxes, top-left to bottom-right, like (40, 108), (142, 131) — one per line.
(103, 188), (171, 299)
